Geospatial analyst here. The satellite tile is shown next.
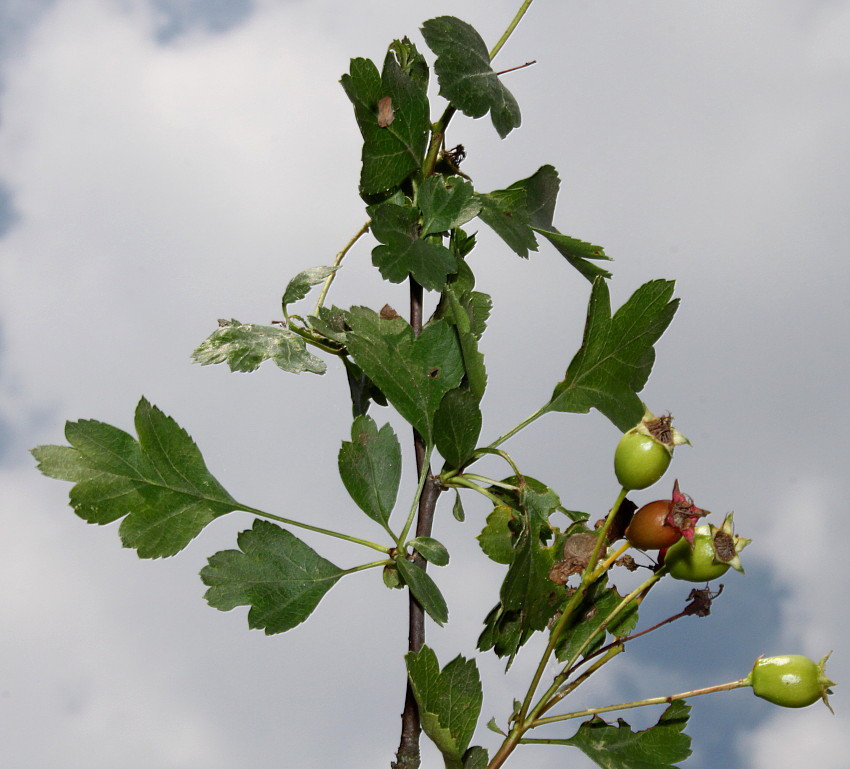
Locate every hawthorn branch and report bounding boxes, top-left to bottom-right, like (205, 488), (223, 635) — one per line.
(393, 277), (442, 769)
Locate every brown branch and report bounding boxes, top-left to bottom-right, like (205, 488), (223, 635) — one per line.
(392, 277), (443, 769)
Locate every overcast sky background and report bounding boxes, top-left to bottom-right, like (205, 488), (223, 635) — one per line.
(1, 1), (848, 767)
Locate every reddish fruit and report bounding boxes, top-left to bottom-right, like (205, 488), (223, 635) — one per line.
(626, 499), (682, 550)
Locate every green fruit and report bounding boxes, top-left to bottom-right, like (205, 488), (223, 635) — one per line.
(614, 432), (671, 490)
(750, 654), (835, 709)
(664, 525), (730, 582)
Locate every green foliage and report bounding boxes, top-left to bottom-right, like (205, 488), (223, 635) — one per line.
(192, 319), (326, 374)
(344, 307), (464, 445)
(31, 9), (770, 768)
(201, 520), (345, 635)
(338, 415), (401, 529)
(418, 176), (481, 236)
(32, 398), (240, 558)
(564, 702), (692, 769)
(477, 165), (611, 280)
(369, 200), (458, 290)
(405, 645), (484, 767)
(395, 556), (449, 625)
(434, 388), (482, 469)
(546, 278), (679, 431)
(340, 43), (430, 197)
(554, 580), (640, 663)
(421, 16), (521, 138)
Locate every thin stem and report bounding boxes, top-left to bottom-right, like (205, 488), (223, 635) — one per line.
(487, 406), (549, 451)
(399, 443), (435, 546)
(461, 474), (520, 492)
(529, 678), (751, 728)
(237, 504), (390, 553)
(588, 540), (631, 583)
(536, 571), (664, 717)
(312, 219), (371, 315)
(473, 446), (522, 478)
(489, 0), (536, 60)
(341, 559), (394, 576)
(443, 475), (505, 506)
(517, 488), (627, 723)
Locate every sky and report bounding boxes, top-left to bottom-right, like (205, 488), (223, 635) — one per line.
(1, 0), (848, 767)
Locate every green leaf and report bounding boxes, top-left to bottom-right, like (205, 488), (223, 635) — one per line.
(545, 279), (679, 431)
(418, 176), (481, 236)
(282, 265), (338, 310)
(31, 398), (240, 558)
(409, 536), (450, 566)
(452, 490), (466, 521)
(434, 388), (482, 469)
(476, 182), (538, 258)
(396, 556), (449, 625)
(201, 519), (345, 635)
(564, 701), (692, 769)
(369, 201), (458, 291)
(536, 229), (612, 282)
(344, 307), (465, 444)
(462, 746), (489, 769)
(340, 44), (430, 197)
(477, 165), (610, 281)
(477, 484), (567, 664)
(338, 415), (401, 528)
(192, 320), (326, 375)
(476, 505), (516, 565)
(554, 581), (640, 663)
(405, 646), (483, 767)
(438, 283), (488, 400)
(342, 357), (388, 418)
(421, 16), (521, 138)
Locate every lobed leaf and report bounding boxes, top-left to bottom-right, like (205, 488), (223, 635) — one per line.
(31, 398), (240, 558)
(201, 519), (345, 635)
(192, 320), (326, 375)
(417, 176), (481, 237)
(545, 279), (679, 431)
(564, 701), (692, 769)
(477, 165), (611, 280)
(369, 201), (457, 291)
(554, 581), (640, 663)
(338, 415), (401, 528)
(421, 16), (521, 138)
(344, 307), (464, 444)
(478, 484), (567, 664)
(340, 44), (430, 197)
(405, 645), (483, 766)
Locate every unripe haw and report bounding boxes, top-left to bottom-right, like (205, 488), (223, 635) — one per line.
(614, 411), (688, 490)
(664, 513), (750, 581)
(749, 653), (835, 711)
